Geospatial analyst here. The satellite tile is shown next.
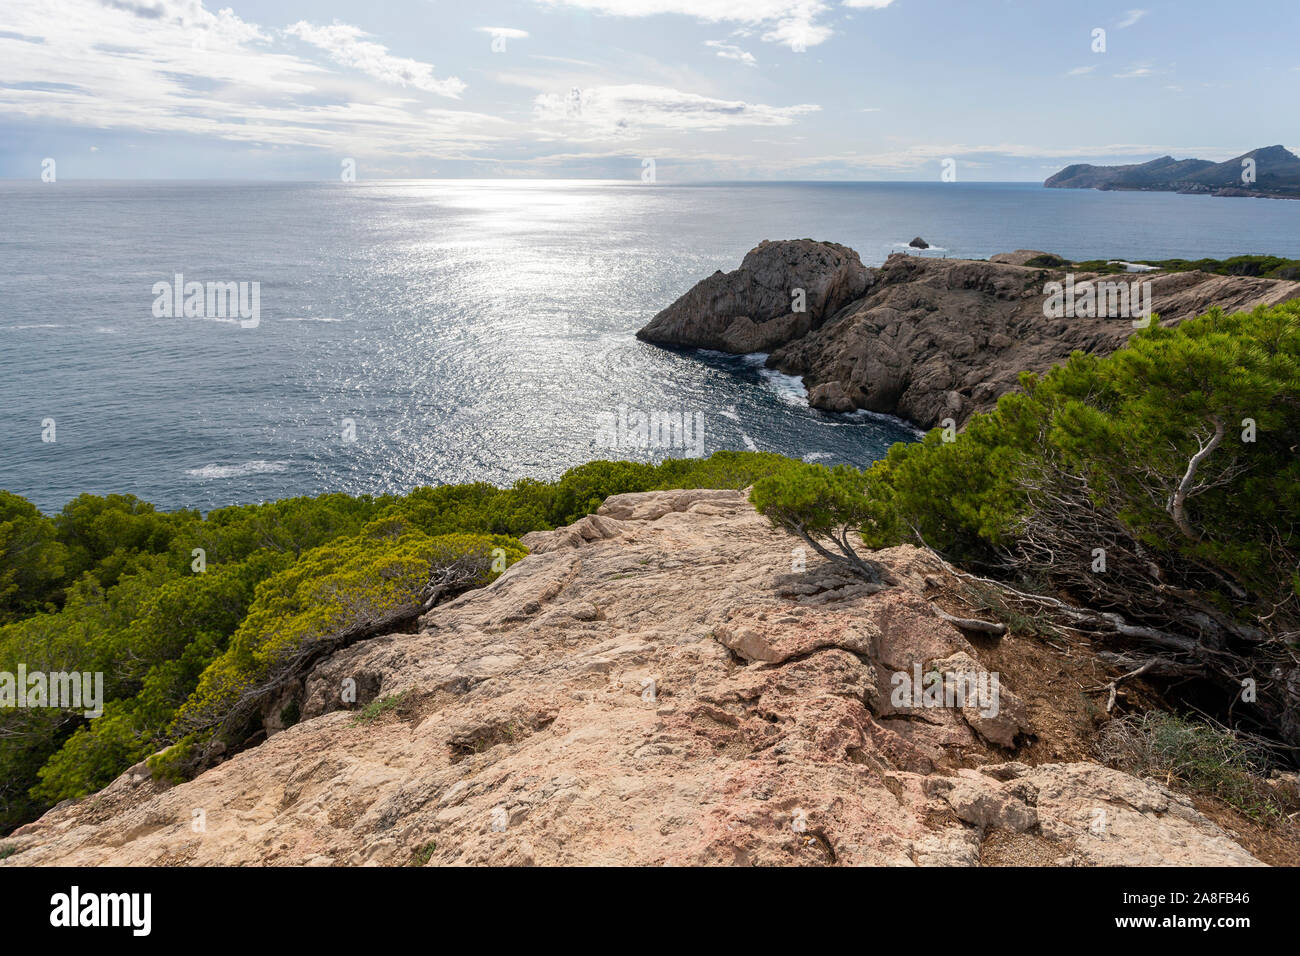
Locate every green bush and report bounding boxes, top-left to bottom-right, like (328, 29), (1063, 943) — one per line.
(1098, 711), (1284, 819)
(0, 491), (70, 623)
(172, 526), (525, 742)
(1070, 254), (1300, 280)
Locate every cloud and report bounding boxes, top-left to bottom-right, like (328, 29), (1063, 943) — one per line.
(1113, 65), (1156, 78)
(531, 0), (864, 50)
(1067, 65), (1096, 76)
(705, 40), (757, 66)
(788, 142), (1243, 174)
(478, 27), (530, 39)
(762, 9), (833, 51)
(0, 0), (502, 157)
(285, 21), (466, 98)
(533, 83), (819, 137)
(1117, 9), (1147, 29)
(100, 0), (167, 17)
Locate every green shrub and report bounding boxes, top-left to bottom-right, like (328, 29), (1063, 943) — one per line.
(408, 840), (437, 866)
(353, 691), (411, 725)
(172, 527), (524, 741)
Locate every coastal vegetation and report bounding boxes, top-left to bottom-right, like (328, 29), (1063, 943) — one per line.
(1037, 253), (1300, 281)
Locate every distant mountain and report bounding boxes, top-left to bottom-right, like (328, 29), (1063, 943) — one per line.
(1045, 145), (1300, 199)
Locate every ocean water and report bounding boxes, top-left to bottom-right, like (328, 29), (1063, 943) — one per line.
(2, 180), (1298, 514)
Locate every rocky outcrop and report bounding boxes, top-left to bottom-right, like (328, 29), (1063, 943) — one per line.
(638, 242), (1300, 428)
(636, 239), (870, 354)
(989, 249), (1055, 266)
(2, 490), (1261, 866)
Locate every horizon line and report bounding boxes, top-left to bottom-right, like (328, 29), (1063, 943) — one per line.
(0, 176), (1049, 185)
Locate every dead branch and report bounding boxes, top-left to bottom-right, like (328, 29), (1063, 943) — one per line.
(929, 603), (1007, 636)
(1169, 414), (1224, 541)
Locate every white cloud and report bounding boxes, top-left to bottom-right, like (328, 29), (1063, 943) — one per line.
(1117, 9), (1147, 29)
(762, 9), (833, 51)
(0, 0), (501, 156)
(286, 21), (465, 98)
(1113, 65), (1156, 78)
(706, 40), (757, 66)
(792, 142), (1242, 173)
(1067, 65), (1096, 76)
(531, 0), (863, 50)
(534, 83), (819, 137)
(478, 27), (530, 39)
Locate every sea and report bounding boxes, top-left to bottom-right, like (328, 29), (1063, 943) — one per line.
(2, 179), (1298, 514)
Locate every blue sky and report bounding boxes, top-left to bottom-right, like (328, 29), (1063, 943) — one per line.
(1, 0), (1296, 180)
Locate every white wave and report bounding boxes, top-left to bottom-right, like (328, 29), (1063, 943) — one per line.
(694, 348), (809, 407)
(283, 315), (344, 322)
(186, 460), (289, 479)
(93, 326), (117, 334)
(891, 242), (949, 252)
(802, 451), (832, 461)
(4, 323), (65, 329)
(758, 367), (809, 406)
(840, 407), (926, 437)
(695, 348), (770, 368)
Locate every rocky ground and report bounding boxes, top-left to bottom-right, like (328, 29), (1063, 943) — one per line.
(637, 241), (1300, 428)
(2, 490), (1269, 866)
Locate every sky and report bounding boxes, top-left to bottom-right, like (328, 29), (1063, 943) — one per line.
(0, 0), (1296, 181)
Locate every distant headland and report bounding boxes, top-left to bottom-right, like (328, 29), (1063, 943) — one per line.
(1045, 145), (1300, 199)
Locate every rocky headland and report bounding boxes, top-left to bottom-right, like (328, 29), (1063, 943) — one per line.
(1, 490), (1271, 866)
(636, 240), (1300, 428)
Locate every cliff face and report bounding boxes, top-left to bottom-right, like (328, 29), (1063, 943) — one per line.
(637, 243), (1300, 428)
(1044, 145), (1300, 199)
(3, 490), (1262, 866)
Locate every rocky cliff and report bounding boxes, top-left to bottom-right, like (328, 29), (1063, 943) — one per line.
(637, 242), (1300, 428)
(3, 490), (1265, 866)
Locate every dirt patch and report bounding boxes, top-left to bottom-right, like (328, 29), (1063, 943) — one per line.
(981, 830), (1076, 866)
